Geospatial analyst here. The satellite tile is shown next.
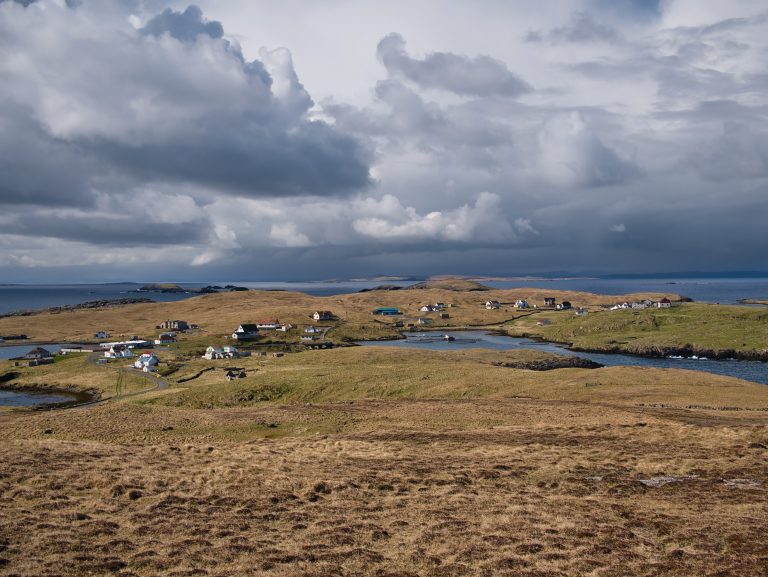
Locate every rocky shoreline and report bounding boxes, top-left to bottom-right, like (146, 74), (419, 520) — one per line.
(491, 357), (603, 371)
(569, 343), (768, 363)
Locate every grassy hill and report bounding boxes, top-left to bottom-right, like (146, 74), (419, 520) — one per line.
(0, 285), (681, 343)
(509, 303), (768, 359)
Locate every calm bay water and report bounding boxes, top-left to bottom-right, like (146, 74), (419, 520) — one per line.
(357, 331), (768, 385)
(0, 344), (77, 360)
(0, 389), (81, 407)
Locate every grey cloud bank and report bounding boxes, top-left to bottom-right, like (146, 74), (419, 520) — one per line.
(1, 0), (767, 282)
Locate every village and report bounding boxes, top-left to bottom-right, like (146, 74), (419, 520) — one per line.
(4, 291), (683, 383)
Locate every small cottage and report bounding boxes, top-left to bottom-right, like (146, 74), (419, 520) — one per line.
(159, 320), (189, 331)
(105, 344), (134, 359)
(544, 298), (556, 307)
(557, 301), (572, 310)
(257, 319), (281, 330)
(312, 311), (334, 321)
(134, 353), (159, 372)
(25, 347), (53, 360)
(515, 299), (529, 309)
(232, 324), (259, 341)
(154, 332), (176, 345)
(657, 298), (672, 308)
(485, 300), (500, 310)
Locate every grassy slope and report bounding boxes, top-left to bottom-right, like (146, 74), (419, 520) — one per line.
(143, 347), (768, 413)
(0, 354), (157, 401)
(0, 286), (680, 343)
(509, 303), (768, 356)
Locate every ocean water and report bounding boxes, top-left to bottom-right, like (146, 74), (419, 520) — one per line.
(482, 277), (768, 304)
(0, 281), (413, 315)
(0, 277), (766, 316)
(0, 388), (81, 407)
(357, 331), (768, 385)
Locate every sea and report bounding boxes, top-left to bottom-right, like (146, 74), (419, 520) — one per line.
(1, 277), (767, 316)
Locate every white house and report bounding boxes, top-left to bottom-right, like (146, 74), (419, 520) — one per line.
(256, 319), (281, 330)
(277, 323), (293, 332)
(232, 324), (259, 341)
(485, 300), (500, 310)
(420, 304), (437, 312)
(134, 353), (159, 372)
(104, 344), (134, 359)
(312, 311), (334, 321)
(657, 298), (672, 308)
(304, 325), (323, 334)
(204, 346), (240, 360)
(515, 299), (529, 309)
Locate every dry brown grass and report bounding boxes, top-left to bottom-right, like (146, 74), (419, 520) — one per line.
(2, 290), (767, 576)
(1, 396), (767, 577)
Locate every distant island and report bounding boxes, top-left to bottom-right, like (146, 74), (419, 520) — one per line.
(136, 283), (249, 294)
(361, 277), (491, 292)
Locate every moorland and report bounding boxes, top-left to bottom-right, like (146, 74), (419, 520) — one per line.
(1, 280), (767, 576)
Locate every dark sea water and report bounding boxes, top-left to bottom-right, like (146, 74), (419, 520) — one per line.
(357, 331), (768, 385)
(482, 277), (768, 304)
(0, 388), (81, 407)
(1, 277), (767, 316)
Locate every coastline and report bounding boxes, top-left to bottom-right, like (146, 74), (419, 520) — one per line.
(0, 384), (99, 410)
(367, 326), (768, 364)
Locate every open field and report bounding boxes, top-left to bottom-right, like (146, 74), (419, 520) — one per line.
(510, 303), (768, 359)
(1, 285), (767, 575)
(0, 353), (156, 403)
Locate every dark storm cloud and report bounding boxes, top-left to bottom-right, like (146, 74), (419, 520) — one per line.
(591, 0), (661, 20)
(0, 111), (98, 207)
(376, 33), (532, 98)
(0, 2), (371, 216)
(687, 121), (768, 181)
(3, 212), (212, 246)
(92, 119), (372, 197)
(525, 12), (621, 44)
(141, 4), (223, 42)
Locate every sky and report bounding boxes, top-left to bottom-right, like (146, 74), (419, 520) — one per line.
(1, 0), (767, 282)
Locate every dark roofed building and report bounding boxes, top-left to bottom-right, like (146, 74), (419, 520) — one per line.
(25, 347), (53, 360)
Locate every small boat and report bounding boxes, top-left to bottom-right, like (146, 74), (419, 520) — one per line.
(443, 334), (455, 341)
